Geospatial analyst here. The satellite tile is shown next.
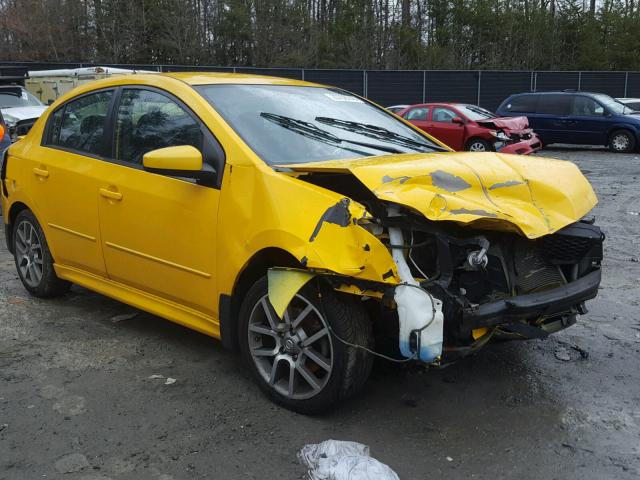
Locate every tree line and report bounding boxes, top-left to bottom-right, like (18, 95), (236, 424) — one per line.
(1, 0), (639, 71)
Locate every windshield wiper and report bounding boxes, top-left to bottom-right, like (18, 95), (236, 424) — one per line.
(260, 113), (403, 154)
(315, 117), (447, 152)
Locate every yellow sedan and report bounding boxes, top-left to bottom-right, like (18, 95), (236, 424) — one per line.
(1, 73), (603, 412)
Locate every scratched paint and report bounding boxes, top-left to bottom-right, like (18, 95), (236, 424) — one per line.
(429, 170), (472, 192)
(489, 180), (525, 190)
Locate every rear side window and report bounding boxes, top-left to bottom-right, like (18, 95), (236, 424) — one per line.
(405, 107), (429, 121)
(536, 94), (572, 116)
(114, 89), (203, 165)
(503, 95), (538, 113)
(50, 91), (113, 156)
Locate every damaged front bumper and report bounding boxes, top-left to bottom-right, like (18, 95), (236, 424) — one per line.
(462, 269), (600, 330)
(495, 132), (542, 155)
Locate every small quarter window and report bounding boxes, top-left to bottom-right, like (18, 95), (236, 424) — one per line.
(51, 91), (113, 156)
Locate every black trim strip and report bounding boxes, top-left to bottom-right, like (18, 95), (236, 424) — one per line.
(462, 269), (601, 329)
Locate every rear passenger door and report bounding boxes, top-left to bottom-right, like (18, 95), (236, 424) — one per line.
(402, 106), (430, 132)
(32, 89), (115, 277)
(532, 94), (573, 144)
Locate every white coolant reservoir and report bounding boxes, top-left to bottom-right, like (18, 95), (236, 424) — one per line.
(388, 208), (444, 363)
(395, 285), (444, 362)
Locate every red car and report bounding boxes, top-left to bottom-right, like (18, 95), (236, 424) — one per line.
(399, 103), (542, 154)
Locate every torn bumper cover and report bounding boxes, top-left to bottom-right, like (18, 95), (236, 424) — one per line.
(462, 269), (601, 330)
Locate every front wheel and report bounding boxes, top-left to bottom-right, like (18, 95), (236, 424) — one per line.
(238, 276), (373, 414)
(466, 138), (492, 152)
(609, 130), (636, 153)
(12, 209), (71, 298)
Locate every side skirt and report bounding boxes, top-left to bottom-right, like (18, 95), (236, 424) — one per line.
(54, 264), (220, 339)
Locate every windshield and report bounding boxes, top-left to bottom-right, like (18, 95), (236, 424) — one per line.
(0, 88), (43, 108)
(592, 94), (627, 115)
(454, 104), (496, 121)
(196, 85), (443, 165)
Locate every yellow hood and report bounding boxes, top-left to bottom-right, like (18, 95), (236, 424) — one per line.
(284, 152), (597, 239)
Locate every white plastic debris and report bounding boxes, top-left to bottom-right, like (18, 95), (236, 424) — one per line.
(164, 377), (176, 385)
(298, 440), (399, 480)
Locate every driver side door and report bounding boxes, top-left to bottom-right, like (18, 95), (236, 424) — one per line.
(429, 106), (466, 151)
(97, 87), (222, 319)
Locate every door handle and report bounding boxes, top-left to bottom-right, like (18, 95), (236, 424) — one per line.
(99, 187), (123, 201)
(33, 167), (49, 178)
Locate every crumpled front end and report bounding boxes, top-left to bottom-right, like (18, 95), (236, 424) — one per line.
(277, 152), (603, 364)
(477, 116), (542, 154)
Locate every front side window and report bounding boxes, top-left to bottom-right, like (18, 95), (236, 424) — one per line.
(52, 90), (113, 156)
(571, 96), (604, 116)
(114, 89), (203, 165)
(196, 85), (442, 165)
(432, 107), (457, 123)
(405, 107), (429, 121)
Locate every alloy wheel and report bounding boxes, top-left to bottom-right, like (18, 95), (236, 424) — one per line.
(15, 220), (44, 288)
(247, 293), (333, 400)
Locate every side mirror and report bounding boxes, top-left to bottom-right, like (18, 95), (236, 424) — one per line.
(452, 117), (464, 125)
(143, 145), (216, 183)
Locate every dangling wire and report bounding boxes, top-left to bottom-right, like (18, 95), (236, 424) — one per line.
(315, 278), (417, 363)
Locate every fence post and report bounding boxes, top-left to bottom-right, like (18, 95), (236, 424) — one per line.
(476, 71), (482, 106)
(422, 70), (426, 103)
(578, 71), (582, 91)
(301, 69), (305, 81)
(363, 71), (367, 98)
(531, 71), (535, 92)
(624, 72), (629, 97)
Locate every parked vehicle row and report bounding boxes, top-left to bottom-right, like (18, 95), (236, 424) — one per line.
(391, 91), (640, 154)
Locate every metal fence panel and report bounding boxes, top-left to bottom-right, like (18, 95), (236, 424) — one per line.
(627, 73), (640, 97)
(534, 71), (579, 92)
(424, 70), (478, 105)
(479, 71), (532, 111)
(302, 69), (365, 96)
(366, 70), (424, 106)
(580, 72), (626, 97)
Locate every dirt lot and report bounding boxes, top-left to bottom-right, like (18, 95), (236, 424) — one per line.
(1, 146), (639, 480)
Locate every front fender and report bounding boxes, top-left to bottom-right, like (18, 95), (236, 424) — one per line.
(216, 164), (398, 298)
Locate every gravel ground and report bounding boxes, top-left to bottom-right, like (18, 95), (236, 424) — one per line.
(1, 146), (639, 480)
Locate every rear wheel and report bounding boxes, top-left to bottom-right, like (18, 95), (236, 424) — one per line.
(466, 138), (492, 152)
(609, 130), (636, 153)
(12, 209), (71, 297)
(238, 276), (373, 414)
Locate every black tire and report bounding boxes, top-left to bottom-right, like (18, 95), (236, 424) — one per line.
(609, 129), (636, 153)
(238, 276), (373, 414)
(12, 209), (71, 298)
(465, 138), (492, 152)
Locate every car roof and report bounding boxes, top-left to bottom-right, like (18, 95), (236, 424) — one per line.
(161, 72), (321, 87)
(511, 91), (605, 96)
